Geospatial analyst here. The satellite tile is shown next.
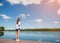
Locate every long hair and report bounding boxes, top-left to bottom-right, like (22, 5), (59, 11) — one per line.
(16, 17), (20, 24)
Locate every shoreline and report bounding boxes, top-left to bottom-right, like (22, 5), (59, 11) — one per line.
(0, 30), (60, 32)
(0, 38), (55, 43)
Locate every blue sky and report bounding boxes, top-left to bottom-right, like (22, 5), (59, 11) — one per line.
(0, 0), (60, 30)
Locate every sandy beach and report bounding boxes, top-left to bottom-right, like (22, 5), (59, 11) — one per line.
(0, 38), (55, 43)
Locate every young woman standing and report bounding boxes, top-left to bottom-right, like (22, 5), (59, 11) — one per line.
(16, 17), (21, 41)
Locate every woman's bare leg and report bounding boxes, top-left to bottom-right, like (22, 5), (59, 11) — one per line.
(16, 30), (20, 41)
(18, 30), (20, 39)
(16, 31), (18, 40)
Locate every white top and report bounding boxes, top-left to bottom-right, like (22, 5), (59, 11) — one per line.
(16, 21), (21, 29)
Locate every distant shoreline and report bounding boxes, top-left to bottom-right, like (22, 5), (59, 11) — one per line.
(0, 28), (60, 32)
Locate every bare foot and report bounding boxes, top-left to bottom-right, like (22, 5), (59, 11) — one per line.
(16, 39), (20, 41)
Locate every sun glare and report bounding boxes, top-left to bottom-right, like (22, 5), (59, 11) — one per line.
(48, 0), (60, 4)
(46, 0), (60, 6)
(57, 0), (60, 3)
(48, 0), (54, 3)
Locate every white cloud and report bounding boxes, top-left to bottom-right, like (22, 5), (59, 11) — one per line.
(27, 14), (30, 17)
(33, 19), (43, 23)
(57, 8), (60, 15)
(0, 3), (3, 7)
(0, 14), (12, 20)
(6, 0), (20, 5)
(6, 0), (42, 6)
(19, 14), (26, 18)
(19, 14), (30, 18)
(53, 21), (60, 24)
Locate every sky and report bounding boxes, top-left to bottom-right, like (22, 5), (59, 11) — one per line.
(0, 0), (60, 30)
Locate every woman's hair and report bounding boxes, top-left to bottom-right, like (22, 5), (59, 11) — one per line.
(16, 18), (20, 24)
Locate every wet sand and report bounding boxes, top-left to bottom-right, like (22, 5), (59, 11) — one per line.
(0, 38), (55, 43)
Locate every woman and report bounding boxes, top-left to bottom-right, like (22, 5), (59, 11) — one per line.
(16, 17), (21, 41)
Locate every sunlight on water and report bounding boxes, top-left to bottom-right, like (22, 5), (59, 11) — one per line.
(38, 40), (42, 41)
(56, 40), (60, 42)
